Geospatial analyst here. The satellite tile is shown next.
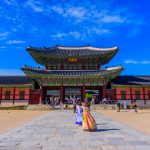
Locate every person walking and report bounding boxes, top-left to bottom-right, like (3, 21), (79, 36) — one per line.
(82, 102), (97, 131)
(75, 102), (83, 125)
(73, 98), (77, 113)
(116, 100), (121, 112)
(131, 100), (138, 113)
(123, 100), (127, 110)
(51, 97), (55, 109)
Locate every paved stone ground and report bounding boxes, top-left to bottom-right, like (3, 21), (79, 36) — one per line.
(0, 110), (150, 150)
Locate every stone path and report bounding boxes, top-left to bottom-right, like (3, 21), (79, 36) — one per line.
(0, 110), (150, 150)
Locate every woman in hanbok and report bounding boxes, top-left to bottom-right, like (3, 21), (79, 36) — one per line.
(82, 102), (97, 131)
(75, 102), (83, 125)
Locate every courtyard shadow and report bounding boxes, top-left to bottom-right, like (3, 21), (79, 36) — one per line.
(95, 128), (120, 132)
(96, 123), (108, 125)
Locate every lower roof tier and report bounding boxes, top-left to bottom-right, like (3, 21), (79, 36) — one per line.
(21, 66), (124, 86)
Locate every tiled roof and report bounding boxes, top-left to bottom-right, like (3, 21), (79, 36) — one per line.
(0, 76), (32, 85)
(21, 66), (123, 77)
(112, 76), (150, 85)
(27, 45), (118, 57)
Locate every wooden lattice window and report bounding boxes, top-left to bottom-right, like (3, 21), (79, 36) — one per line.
(121, 90), (126, 100)
(19, 91), (25, 100)
(135, 90), (140, 100)
(5, 91), (11, 100)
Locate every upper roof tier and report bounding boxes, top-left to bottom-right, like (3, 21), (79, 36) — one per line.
(26, 45), (118, 65)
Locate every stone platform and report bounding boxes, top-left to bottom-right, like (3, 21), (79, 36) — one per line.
(0, 110), (150, 150)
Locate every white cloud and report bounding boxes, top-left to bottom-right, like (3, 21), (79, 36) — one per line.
(25, 0), (43, 12)
(52, 6), (86, 21)
(124, 60), (139, 64)
(51, 33), (68, 38)
(0, 68), (24, 75)
(101, 15), (125, 23)
(51, 31), (81, 39)
(4, 0), (17, 6)
(88, 28), (110, 35)
(124, 60), (150, 65)
(0, 32), (9, 36)
(52, 6), (64, 15)
(70, 31), (81, 39)
(141, 61), (150, 64)
(0, 32), (9, 40)
(66, 7), (86, 19)
(6, 40), (25, 44)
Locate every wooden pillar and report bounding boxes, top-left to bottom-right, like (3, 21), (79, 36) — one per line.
(0, 87), (2, 105)
(130, 87), (132, 104)
(13, 87), (15, 105)
(82, 83), (85, 102)
(39, 85), (43, 104)
(102, 80), (106, 99)
(60, 83), (64, 103)
(143, 86), (146, 105)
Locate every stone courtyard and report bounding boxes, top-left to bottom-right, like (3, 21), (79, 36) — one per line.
(0, 110), (150, 150)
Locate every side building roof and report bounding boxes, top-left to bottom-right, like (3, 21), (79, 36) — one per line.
(112, 76), (150, 85)
(0, 76), (33, 87)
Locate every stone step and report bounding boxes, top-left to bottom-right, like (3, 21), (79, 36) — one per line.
(27, 105), (51, 110)
(91, 104), (116, 110)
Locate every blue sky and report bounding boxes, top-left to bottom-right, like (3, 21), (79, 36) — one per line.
(0, 0), (150, 75)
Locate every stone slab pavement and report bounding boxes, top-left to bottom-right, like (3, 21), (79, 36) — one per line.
(0, 110), (150, 150)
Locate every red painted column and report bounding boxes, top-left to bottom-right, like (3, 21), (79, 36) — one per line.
(39, 85), (43, 104)
(82, 83), (85, 102)
(143, 87), (146, 105)
(60, 83), (64, 103)
(13, 87), (15, 105)
(0, 87), (2, 105)
(102, 80), (106, 98)
(130, 87), (132, 103)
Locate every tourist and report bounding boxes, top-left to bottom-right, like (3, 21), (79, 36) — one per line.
(45, 97), (48, 105)
(54, 97), (58, 106)
(131, 100), (138, 113)
(102, 97), (107, 104)
(123, 100), (127, 110)
(73, 98), (76, 113)
(92, 97), (95, 104)
(107, 97), (111, 104)
(59, 101), (63, 109)
(51, 97), (55, 109)
(116, 100), (121, 112)
(82, 102), (97, 131)
(75, 102), (83, 125)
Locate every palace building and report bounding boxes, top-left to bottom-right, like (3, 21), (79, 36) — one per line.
(0, 45), (150, 106)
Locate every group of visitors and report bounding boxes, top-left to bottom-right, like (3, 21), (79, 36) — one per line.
(102, 97), (115, 104)
(116, 100), (138, 113)
(74, 101), (97, 132)
(44, 96), (62, 109)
